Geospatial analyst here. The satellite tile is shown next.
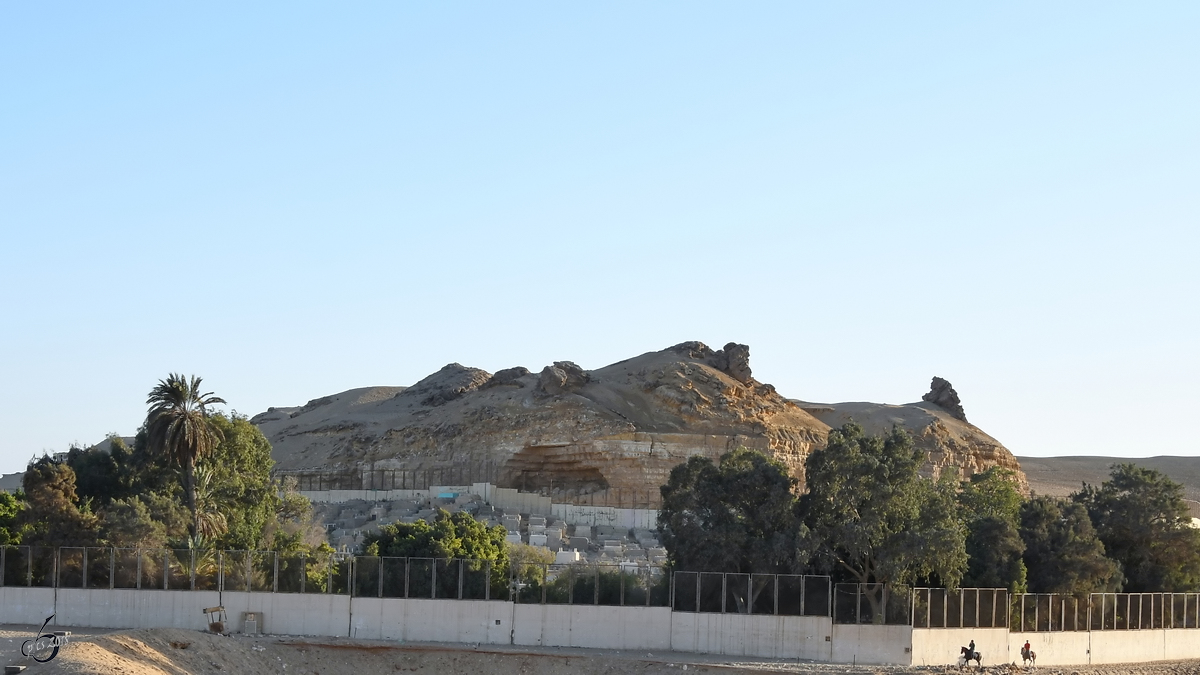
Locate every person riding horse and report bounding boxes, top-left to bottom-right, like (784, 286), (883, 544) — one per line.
(1021, 640), (1037, 666)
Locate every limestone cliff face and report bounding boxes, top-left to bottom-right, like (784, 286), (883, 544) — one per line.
(253, 343), (1026, 503)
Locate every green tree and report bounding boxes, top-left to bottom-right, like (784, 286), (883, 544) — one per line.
(67, 435), (137, 507)
(958, 468), (1027, 592)
(144, 374), (226, 539)
(0, 491), (26, 545)
(101, 497), (169, 549)
(195, 413), (277, 549)
(1074, 464), (1200, 592)
(18, 456), (101, 548)
(802, 423), (967, 623)
(362, 509), (509, 597)
(658, 447), (804, 575)
(1019, 496), (1120, 596)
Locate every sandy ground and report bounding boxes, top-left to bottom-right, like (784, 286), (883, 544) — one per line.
(3, 625), (1200, 675)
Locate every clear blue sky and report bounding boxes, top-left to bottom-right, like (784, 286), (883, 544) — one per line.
(2, 3), (1197, 474)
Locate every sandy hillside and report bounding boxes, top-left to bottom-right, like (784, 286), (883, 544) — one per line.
(1018, 455), (1200, 518)
(3, 626), (1199, 675)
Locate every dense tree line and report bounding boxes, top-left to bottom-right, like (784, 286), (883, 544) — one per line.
(658, 422), (1200, 621)
(0, 374), (327, 558)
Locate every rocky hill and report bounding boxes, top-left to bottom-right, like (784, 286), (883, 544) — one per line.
(253, 341), (1025, 505)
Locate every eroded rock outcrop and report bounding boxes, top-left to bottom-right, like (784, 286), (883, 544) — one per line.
(254, 342), (1026, 503)
(923, 376), (967, 422)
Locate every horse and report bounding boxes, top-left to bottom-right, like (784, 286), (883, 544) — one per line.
(1021, 645), (1037, 667)
(957, 646), (982, 669)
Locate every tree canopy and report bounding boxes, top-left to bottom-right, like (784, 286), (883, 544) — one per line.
(658, 447), (803, 574)
(145, 373), (226, 539)
(958, 468), (1027, 592)
(802, 423), (967, 594)
(1073, 464), (1200, 592)
(1019, 496), (1120, 596)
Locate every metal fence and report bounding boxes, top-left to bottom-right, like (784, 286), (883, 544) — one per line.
(912, 588), (1009, 628)
(834, 583), (912, 625)
(275, 465), (663, 509)
(1012, 593), (1200, 632)
(669, 572), (831, 616)
(277, 463), (501, 493)
(0, 546), (670, 604)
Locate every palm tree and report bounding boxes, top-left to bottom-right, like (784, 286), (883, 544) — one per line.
(145, 374), (226, 538)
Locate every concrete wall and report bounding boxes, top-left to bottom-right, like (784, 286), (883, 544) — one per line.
(222, 591), (352, 637)
(831, 624), (913, 666)
(1165, 630), (1200, 661)
(910, 627), (1008, 667)
(1020, 632), (1091, 667)
(0, 586), (54, 625)
(551, 504), (658, 530)
(300, 481), (659, 529)
(54, 589), (219, 631)
(514, 605), (672, 651)
(670, 613), (831, 661)
(350, 597), (513, 644)
(6, 585), (1198, 666)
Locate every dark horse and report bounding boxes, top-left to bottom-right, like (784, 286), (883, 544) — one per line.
(957, 646), (982, 669)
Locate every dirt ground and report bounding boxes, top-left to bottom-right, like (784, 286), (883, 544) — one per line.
(2, 625), (1199, 675)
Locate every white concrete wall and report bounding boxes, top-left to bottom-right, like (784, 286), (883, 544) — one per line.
(1018, 631), (1091, 667)
(299, 489), (431, 503)
(301, 481), (659, 529)
(669, 612), (831, 661)
(221, 591), (352, 637)
(551, 504), (658, 530)
(351, 597), (513, 644)
(1164, 629), (1200, 661)
(0, 586), (54, 624)
(514, 605), (672, 650)
(1089, 629), (1166, 664)
(830, 624), (913, 666)
(8, 585), (1200, 667)
(54, 589), (219, 631)
(910, 627), (1008, 667)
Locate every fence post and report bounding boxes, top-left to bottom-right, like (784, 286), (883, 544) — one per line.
(774, 576), (779, 616)
(646, 568), (652, 607)
(163, 551), (169, 590)
(594, 564), (599, 605)
(542, 563), (548, 605)
(431, 559), (437, 599)
(618, 568), (624, 607)
(246, 553), (252, 593)
(136, 549), (142, 590)
(0, 546), (5, 587)
(485, 560), (490, 601)
(274, 552), (280, 593)
(82, 548), (88, 589)
(746, 575), (752, 615)
(379, 557), (385, 598)
(404, 558), (410, 599)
